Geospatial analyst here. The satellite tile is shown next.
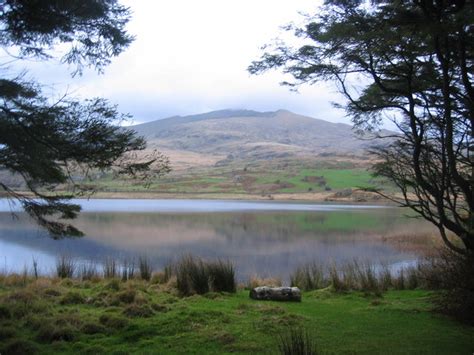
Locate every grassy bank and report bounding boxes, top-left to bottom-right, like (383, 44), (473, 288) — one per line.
(0, 276), (473, 354)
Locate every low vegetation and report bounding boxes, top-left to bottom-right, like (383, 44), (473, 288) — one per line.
(290, 260), (423, 296)
(0, 253), (473, 354)
(278, 327), (318, 355)
(69, 158), (390, 198)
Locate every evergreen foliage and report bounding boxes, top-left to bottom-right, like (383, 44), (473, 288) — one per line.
(250, 0), (474, 253)
(0, 1), (170, 237)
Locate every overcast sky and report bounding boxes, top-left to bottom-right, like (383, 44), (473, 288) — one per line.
(6, 0), (357, 125)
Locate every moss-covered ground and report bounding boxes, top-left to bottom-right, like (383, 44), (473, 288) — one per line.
(0, 277), (473, 354)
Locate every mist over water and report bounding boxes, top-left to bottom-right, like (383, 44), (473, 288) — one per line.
(0, 199), (431, 281)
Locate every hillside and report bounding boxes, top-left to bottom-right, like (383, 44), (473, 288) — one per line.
(4, 109), (391, 199)
(131, 109), (384, 168)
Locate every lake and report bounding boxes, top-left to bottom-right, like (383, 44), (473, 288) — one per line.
(0, 199), (433, 281)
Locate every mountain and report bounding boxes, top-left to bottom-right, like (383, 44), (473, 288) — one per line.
(131, 109), (384, 168)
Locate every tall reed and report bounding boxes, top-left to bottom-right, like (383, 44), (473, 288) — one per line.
(79, 262), (99, 281)
(208, 259), (236, 293)
(138, 256), (153, 281)
(103, 257), (118, 279)
(290, 263), (326, 291)
(175, 255), (236, 295)
(56, 255), (75, 279)
(277, 327), (318, 355)
(121, 258), (135, 281)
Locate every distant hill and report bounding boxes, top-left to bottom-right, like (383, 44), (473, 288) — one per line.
(131, 109), (385, 168)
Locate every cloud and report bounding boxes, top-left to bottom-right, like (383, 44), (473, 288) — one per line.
(5, 0), (361, 126)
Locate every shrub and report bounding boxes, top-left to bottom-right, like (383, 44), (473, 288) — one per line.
(419, 249), (474, 324)
(277, 327), (318, 355)
(56, 255), (75, 278)
(207, 260), (236, 293)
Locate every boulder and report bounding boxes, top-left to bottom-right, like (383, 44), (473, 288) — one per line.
(249, 286), (301, 302)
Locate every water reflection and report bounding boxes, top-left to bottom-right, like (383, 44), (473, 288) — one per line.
(0, 200), (432, 280)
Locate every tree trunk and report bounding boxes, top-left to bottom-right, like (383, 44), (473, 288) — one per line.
(249, 286), (301, 302)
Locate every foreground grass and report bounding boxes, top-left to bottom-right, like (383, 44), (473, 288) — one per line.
(0, 278), (473, 354)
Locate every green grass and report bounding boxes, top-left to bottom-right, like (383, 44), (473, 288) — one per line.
(88, 164), (389, 195)
(0, 278), (472, 354)
(275, 168), (378, 193)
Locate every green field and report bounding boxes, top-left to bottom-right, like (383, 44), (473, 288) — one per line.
(85, 159), (391, 196)
(0, 278), (472, 354)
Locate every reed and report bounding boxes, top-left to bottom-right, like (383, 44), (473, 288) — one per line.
(277, 327), (318, 355)
(55, 255), (75, 279)
(121, 258), (135, 281)
(79, 262), (99, 281)
(207, 259), (236, 293)
(138, 256), (153, 281)
(290, 263), (326, 291)
(103, 257), (118, 279)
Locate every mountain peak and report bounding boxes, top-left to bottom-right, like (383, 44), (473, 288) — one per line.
(179, 109), (280, 121)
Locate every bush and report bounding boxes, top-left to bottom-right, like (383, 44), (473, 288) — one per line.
(207, 260), (236, 293)
(56, 255), (75, 278)
(419, 249), (474, 324)
(277, 327), (318, 355)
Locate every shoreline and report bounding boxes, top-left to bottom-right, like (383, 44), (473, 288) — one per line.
(1, 190), (393, 204)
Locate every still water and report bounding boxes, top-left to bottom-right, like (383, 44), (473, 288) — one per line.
(0, 199), (431, 280)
